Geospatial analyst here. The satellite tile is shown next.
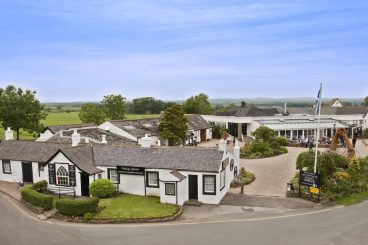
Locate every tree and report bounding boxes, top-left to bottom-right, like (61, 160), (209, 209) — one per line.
(365, 96), (368, 107)
(252, 126), (277, 143)
(131, 97), (166, 114)
(158, 105), (188, 146)
(79, 103), (106, 125)
(182, 93), (214, 115)
(234, 167), (255, 194)
(102, 94), (126, 120)
(0, 85), (47, 140)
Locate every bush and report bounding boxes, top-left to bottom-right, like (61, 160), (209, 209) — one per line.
(83, 212), (94, 221)
(252, 126), (277, 143)
(55, 197), (99, 216)
(274, 137), (289, 146)
(240, 139), (287, 159)
(21, 186), (53, 210)
(33, 180), (48, 192)
(89, 179), (115, 198)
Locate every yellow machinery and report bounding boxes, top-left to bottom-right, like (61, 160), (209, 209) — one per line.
(330, 128), (355, 160)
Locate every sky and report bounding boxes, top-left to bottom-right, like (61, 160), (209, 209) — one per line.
(0, 0), (367, 102)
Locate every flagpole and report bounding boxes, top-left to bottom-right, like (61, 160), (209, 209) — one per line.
(314, 82), (323, 173)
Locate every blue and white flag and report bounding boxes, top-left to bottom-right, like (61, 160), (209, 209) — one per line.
(315, 84), (322, 115)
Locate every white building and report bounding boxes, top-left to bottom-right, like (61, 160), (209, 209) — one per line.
(0, 138), (239, 205)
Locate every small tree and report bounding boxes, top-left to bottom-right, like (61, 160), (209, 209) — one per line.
(252, 126), (277, 143)
(182, 93), (214, 115)
(365, 96), (368, 107)
(102, 94), (126, 120)
(158, 104), (188, 146)
(0, 85), (47, 139)
(79, 103), (106, 125)
(234, 167), (255, 194)
(89, 179), (115, 198)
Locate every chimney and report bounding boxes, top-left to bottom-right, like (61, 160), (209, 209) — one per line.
(85, 138), (90, 144)
(5, 127), (13, 141)
(233, 139), (240, 159)
(105, 126), (110, 132)
(140, 134), (153, 148)
(101, 134), (107, 144)
(72, 130), (80, 146)
(218, 139), (226, 152)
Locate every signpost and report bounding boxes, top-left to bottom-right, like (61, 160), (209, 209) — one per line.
(299, 170), (321, 203)
(117, 166), (145, 176)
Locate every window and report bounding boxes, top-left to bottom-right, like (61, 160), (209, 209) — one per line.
(56, 166), (69, 186)
(165, 183), (175, 196)
(220, 170), (225, 191)
(230, 159), (234, 171)
(98, 173), (102, 179)
(203, 175), (216, 195)
(2, 160), (11, 174)
(38, 163), (44, 177)
(146, 171), (159, 188)
(108, 169), (119, 184)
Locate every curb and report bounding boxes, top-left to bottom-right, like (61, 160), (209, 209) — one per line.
(52, 205), (184, 224)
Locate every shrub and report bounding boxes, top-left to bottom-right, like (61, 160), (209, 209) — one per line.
(89, 179), (115, 198)
(33, 180), (48, 192)
(252, 126), (277, 143)
(83, 212), (94, 221)
(232, 167), (256, 193)
(21, 186), (53, 210)
(55, 197), (99, 216)
(274, 137), (289, 146)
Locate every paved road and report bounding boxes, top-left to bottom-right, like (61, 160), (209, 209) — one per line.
(1, 195), (368, 245)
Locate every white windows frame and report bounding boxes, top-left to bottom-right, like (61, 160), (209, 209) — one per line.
(146, 171), (159, 188)
(220, 170), (225, 191)
(2, 160), (11, 174)
(203, 175), (216, 195)
(108, 169), (119, 184)
(56, 165), (69, 186)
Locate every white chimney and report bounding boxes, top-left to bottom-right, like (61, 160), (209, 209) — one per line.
(140, 134), (153, 148)
(284, 102), (287, 115)
(157, 139), (161, 147)
(101, 134), (107, 144)
(5, 127), (13, 141)
(233, 139), (240, 159)
(72, 130), (80, 146)
(218, 139), (226, 152)
(85, 138), (90, 144)
(105, 126), (110, 132)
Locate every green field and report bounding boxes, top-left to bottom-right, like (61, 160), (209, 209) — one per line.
(0, 112), (160, 140)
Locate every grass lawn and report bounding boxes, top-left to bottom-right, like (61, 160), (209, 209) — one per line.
(335, 192), (368, 206)
(95, 194), (178, 220)
(0, 112), (160, 140)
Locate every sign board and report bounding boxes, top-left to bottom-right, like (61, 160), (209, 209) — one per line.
(310, 187), (320, 194)
(68, 165), (76, 186)
(299, 170), (320, 188)
(117, 166), (145, 176)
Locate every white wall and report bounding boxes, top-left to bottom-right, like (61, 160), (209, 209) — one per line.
(36, 129), (54, 142)
(98, 122), (138, 141)
(0, 160), (23, 182)
(120, 174), (146, 196)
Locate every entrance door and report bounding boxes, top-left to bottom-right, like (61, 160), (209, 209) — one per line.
(80, 172), (90, 196)
(200, 129), (207, 142)
(22, 162), (33, 183)
(188, 175), (198, 200)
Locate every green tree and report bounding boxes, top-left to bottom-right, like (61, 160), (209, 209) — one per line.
(365, 96), (368, 107)
(158, 104), (188, 146)
(252, 126), (277, 143)
(182, 93), (214, 115)
(0, 85), (46, 139)
(102, 94), (126, 120)
(131, 97), (166, 114)
(79, 103), (106, 125)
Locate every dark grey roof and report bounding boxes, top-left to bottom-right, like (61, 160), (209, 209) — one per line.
(215, 105), (277, 117)
(47, 128), (137, 145)
(44, 124), (96, 134)
(0, 141), (66, 162)
(93, 145), (223, 173)
(185, 114), (211, 130)
(60, 146), (102, 175)
(109, 118), (160, 138)
(170, 170), (186, 181)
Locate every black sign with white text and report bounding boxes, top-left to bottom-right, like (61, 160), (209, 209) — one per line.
(117, 166), (145, 175)
(300, 170), (320, 188)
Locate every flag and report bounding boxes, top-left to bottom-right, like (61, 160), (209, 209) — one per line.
(315, 84), (322, 115)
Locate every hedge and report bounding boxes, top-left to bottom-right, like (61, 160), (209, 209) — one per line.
(33, 180), (48, 192)
(21, 186), (53, 210)
(55, 197), (99, 216)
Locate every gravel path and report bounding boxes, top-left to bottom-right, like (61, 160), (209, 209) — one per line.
(232, 147), (308, 197)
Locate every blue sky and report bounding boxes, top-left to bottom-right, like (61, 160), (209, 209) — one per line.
(0, 0), (367, 102)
